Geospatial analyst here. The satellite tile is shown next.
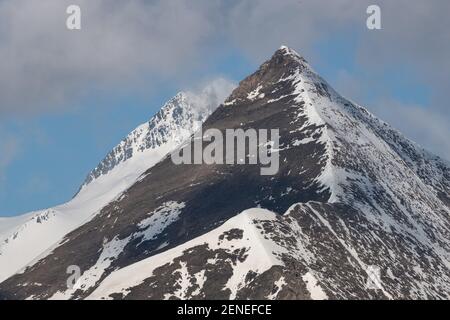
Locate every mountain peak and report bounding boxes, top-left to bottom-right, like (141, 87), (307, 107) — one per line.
(79, 79), (235, 189)
(277, 45), (302, 59)
(3, 46), (449, 301)
(224, 46), (311, 106)
(173, 91), (187, 100)
(272, 45), (308, 66)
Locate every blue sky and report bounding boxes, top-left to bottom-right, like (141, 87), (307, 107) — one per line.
(0, 0), (449, 216)
(0, 48), (257, 216)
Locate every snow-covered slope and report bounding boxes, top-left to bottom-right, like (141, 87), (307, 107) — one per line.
(0, 84), (233, 283)
(1, 46), (448, 300)
(81, 208), (284, 300)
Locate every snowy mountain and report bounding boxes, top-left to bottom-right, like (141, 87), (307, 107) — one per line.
(0, 83), (232, 284)
(0, 46), (449, 300)
(80, 85), (231, 189)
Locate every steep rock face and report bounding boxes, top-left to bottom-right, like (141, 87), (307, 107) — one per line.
(1, 46), (449, 300)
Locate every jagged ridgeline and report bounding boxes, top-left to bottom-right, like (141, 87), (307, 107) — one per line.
(0, 47), (449, 300)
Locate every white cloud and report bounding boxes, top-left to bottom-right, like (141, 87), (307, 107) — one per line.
(0, 0), (449, 159)
(0, 0), (222, 115)
(185, 77), (236, 113)
(0, 0), (367, 116)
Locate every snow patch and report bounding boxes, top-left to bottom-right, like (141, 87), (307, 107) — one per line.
(302, 272), (328, 300)
(135, 201), (185, 246)
(50, 235), (131, 300)
(87, 208), (285, 300)
(247, 85), (264, 101)
(267, 276), (286, 300)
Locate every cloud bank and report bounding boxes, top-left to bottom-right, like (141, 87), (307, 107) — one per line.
(0, 0), (449, 159)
